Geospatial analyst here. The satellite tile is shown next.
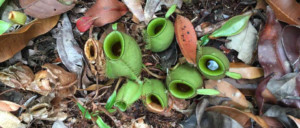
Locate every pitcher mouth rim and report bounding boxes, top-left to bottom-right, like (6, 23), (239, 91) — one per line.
(147, 18), (168, 38)
(103, 31), (125, 60)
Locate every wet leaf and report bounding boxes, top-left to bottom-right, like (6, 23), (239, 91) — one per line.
(206, 106), (268, 128)
(53, 14), (83, 74)
(0, 110), (24, 128)
(264, 105), (300, 127)
(229, 63), (264, 79)
(266, 0), (300, 25)
(174, 15), (197, 64)
(0, 15), (60, 62)
(197, 89), (220, 95)
(0, 100), (22, 112)
(77, 103), (92, 120)
(226, 22), (258, 64)
(123, 0), (145, 22)
(209, 14), (251, 38)
(266, 73), (300, 108)
(205, 80), (250, 109)
(258, 7), (291, 78)
(96, 116), (111, 128)
(85, 0), (128, 27)
(255, 74), (274, 115)
(19, 0), (75, 19)
(76, 16), (94, 32)
(0, 20), (11, 34)
(105, 91), (117, 111)
(157, 41), (178, 71)
(281, 25), (300, 71)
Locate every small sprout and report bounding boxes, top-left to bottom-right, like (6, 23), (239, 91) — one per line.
(105, 91), (116, 112)
(0, 20), (12, 35)
(96, 116), (111, 128)
(77, 103), (92, 120)
(8, 11), (27, 25)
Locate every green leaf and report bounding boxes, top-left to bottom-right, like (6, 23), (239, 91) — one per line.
(165, 4), (177, 19)
(0, 20), (11, 35)
(107, 108), (117, 113)
(210, 14), (251, 38)
(77, 102), (92, 120)
(200, 34), (210, 46)
(197, 89), (220, 95)
(105, 91), (117, 111)
(225, 71), (242, 79)
(96, 116), (111, 128)
(0, 0), (5, 7)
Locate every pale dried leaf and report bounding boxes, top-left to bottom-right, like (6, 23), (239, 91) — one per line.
(0, 110), (25, 128)
(123, 0), (145, 22)
(226, 23), (257, 64)
(0, 100), (22, 112)
(229, 63), (264, 79)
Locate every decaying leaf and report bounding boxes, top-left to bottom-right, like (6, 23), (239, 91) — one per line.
(264, 105), (300, 127)
(157, 40), (178, 71)
(123, 0), (145, 22)
(174, 15), (197, 64)
(144, 0), (182, 23)
(131, 117), (151, 128)
(0, 15), (60, 62)
(0, 63), (34, 89)
(226, 23), (258, 64)
(266, 73), (300, 108)
(258, 7), (291, 78)
(206, 106), (268, 128)
(256, 74), (275, 115)
(281, 25), (300, 71)
(205, 80), (250, 109)
(76, 16), (94, 32)
(266, 0), (300, 25)
(53, 14), (83, 74)
(19, 0), (75, 19)
(288, 115), (300, 127)
(85, 0), (128, 27)
(229, 63), (264, 79)
(0, 110), (25, 128)
(0, 100), (22, 112)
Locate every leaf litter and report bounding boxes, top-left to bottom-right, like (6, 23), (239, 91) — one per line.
(0, 0), (300, 128)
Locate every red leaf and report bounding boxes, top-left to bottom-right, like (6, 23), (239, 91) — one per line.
(174, 15), (197, 64)
(85, 0), (128, 27)
(76, 16), (94, 32)
(258, 7), (291, 78)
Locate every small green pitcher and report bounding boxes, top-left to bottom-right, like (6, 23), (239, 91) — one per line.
(104, 24), (142, 80)
(166, 64), (203, 99)
(145, 5), (176, 52)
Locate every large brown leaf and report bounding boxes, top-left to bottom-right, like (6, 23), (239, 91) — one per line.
(266, 0), (300, 25)
(85, 0), (128, 27)
(175, 15), (197, 64)
(258, 7), (291, 78)
(0, 15), (60, 62)
(206, 106), (269, 128)
(19, 0), (74, 19)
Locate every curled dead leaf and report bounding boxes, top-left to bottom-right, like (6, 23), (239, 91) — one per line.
(229, 63), (264, 79)
(288, 115), (300, 127)
(20, 0), (75, 19)
(205, 80), (250, 109)
(0, 100), (22, 112)
(266, 0), (300, 25)
(0, 15), (60, 62)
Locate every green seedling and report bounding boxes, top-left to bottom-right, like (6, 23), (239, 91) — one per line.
(114, 80), (142, 111)
(8, 11), (27, 25)
(145, 5), (176, 52)
(166, 64), (203, 99)
(200, 34), (210, 46)
(197, 46), (241, 80)
(209, 14), (251, 38)
(105, 90), (117, 113)
(0, 0), (5, 7)
(77, 103), (111, 128)
(142, 79), (168, 113)
(197, 88), (220, 95)
(104, 23), (142, 80)
(0, 20), (12, 35)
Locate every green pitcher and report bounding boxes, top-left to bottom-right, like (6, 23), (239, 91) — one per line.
(142, 79), (168, 113)
(145, 5), (176, 52)
(104, 24), (142, 80)
(197, 47), (241, 80)
(166, 64), (203, 99)
(115, 80), (142, 111)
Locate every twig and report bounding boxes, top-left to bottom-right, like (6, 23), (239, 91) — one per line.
(143, 66), (166, 79)
(98, 106), (123, 127)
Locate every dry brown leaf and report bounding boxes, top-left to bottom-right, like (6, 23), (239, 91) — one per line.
(85, 0), (128, 27)
(123, 0), (145, 22)
(0, 15), (60, 62)
(288, 115), (300, 127)
(77, 84), (106, 91)
(206, 106), (269, 128)
(205, 80), (250, 109)
(20, 0), (75, 19)
(0, 110), (24, 128)
(255, 0), (267, 10)
(0, 100), (22, 112)
(266, 0), (300, 25)
(229, 63), (264, 79)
